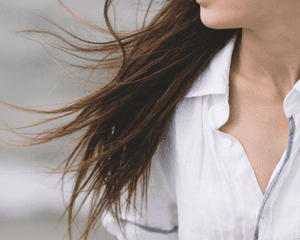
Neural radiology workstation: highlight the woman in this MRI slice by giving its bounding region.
[2,0,300,239]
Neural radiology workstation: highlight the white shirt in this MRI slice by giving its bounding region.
[102,32,300,240]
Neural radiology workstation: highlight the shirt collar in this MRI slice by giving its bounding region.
[185,32,238,100]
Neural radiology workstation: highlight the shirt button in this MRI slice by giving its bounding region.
[223,138,232,148]
[216,103,227,111]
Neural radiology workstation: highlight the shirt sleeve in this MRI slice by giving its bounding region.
[101,123,178,240]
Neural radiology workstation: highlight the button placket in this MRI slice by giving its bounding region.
[216,102,232,148]
[223,138,232,148]
[216,103,227,112]
[214,100,228,129]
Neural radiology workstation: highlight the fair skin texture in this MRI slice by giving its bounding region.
[196,0,300,101]
[195,0,300,195]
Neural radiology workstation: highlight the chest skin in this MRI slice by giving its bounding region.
[218,72,290,195]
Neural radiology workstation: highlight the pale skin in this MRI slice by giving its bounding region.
[195,0,300,195]
[196,0,300,100]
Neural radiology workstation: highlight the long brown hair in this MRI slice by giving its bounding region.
[1,0,240,239]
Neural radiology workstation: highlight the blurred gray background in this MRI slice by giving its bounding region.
[0,0,160,239]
